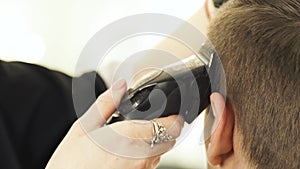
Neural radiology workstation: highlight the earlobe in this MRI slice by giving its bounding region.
[207,93,235,166]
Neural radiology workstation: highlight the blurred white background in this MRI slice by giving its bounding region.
[0,0,209,168]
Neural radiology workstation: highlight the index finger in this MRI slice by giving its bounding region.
[78,79,127,133]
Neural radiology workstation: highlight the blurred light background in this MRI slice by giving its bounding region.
[0,0,209,168]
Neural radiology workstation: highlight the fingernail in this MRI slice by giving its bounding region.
[112,79,126,90]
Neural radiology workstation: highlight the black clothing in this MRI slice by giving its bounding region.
[0,60,106,169]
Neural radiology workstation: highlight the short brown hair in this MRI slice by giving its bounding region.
[208,0,300,168]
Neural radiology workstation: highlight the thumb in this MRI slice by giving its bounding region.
[78,79,127,133]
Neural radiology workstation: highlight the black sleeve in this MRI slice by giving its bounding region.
[0,60,107,169]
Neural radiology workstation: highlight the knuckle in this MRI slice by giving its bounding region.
[167,115,178,122]
[65,120,83,138]
[71,120,81,130]
[168,119,183,138]
[97,94,109,104]
[134,159,148,169]
[97,90,112,103]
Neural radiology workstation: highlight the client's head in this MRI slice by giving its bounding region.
[206,0,300,168]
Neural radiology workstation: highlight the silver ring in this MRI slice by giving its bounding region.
[150,120,173,148]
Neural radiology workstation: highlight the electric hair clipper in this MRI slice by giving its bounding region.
[108,45,216,124]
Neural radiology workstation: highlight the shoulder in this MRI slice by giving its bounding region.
[0,60,71,91]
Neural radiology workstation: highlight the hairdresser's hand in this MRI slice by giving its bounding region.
[46,80,184,169]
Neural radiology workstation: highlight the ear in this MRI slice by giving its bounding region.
[207,92,235,166]
[204,0,217,21]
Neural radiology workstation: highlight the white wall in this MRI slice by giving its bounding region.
[0,0,205,75]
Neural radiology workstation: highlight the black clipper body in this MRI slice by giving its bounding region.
[108,52,214,124]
